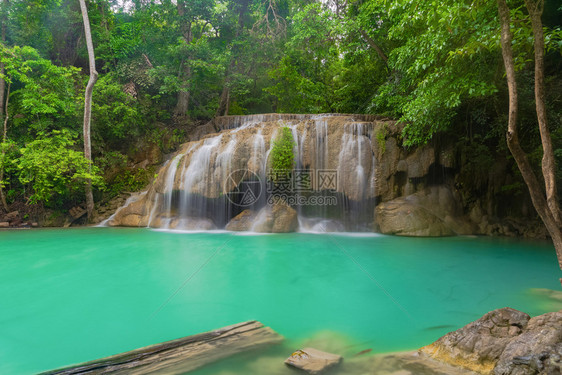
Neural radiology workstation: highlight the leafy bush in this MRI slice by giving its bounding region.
[17,130,104,204]
[269,126,295,181]
[107,167,156,197]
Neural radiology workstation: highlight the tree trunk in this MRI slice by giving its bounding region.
[79,0,98,221]
[497,0,562,285]
[359,29,389,67]
[0,0,7,213]
[524,0,561,227]
[216,85,230,117]
[216,0,249,117]
[175,1,192,118]
[0,82,9,213]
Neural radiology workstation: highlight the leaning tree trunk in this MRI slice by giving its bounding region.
[79,0,98,220]
[497,0,562,286]
[524,0,562,227]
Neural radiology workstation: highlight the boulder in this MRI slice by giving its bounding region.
[494,311,562,375]
[420,307,562,375]
[226,210,257,231]
[284,348,342,374]
[168,217,217,230]
[253,203,298,233]
[375,200,454,236]
[112,214,142,227]
[375,186,475,236]
[0,221,9,228]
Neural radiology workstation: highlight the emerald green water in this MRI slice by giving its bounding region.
[0,228,560,374]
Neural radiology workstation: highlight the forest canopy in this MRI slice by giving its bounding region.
[0,0,560,216]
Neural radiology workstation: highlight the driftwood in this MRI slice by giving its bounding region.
[41,321,282,375]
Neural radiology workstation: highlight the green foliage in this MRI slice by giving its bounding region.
[107,167,155,197]
[269,126,295,180]
[1,0,560,212]
[1,44,82,137]
[0,140,19,189]
[92,74,143,141]
[17,130,104,204]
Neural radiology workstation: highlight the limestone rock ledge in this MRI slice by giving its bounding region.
[420,307,562,375]
[375,186,476,236]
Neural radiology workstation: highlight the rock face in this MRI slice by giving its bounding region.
[494,311,562,375]
[375,186,474,236]
[284,348,342,374]
[107,114,401,231]
[104,113,544,236]
[421,307,562,375]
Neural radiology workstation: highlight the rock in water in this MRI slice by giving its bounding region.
[421,308,531,374]
[421,307,562,375]
[375,186,475,236]
[225,209,257,231]
[252,203,298,233]
[284,348,342,374]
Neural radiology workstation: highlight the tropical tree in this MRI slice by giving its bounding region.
[497,0,562,284]
[79,0,98,220]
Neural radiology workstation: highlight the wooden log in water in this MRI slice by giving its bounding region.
[41,321,283,375]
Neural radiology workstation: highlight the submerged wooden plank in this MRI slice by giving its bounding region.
[41,321,283,375]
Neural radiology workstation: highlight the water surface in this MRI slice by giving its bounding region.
[0,228,560,374]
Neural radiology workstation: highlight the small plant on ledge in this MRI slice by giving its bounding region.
[269,126,295,183]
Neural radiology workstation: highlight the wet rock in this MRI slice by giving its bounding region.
[284,348,342,374]
[168,217,217,230]
[253,203,298,233]
[0,221,9,228]
[116,214,143,227]
[226,210,257,231]
[373,351,482,375]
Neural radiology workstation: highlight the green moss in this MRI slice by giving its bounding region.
[376,125,388,154]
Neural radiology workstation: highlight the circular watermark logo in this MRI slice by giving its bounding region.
[224,169,262,207]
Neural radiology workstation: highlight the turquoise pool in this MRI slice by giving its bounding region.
[0,228,560,374]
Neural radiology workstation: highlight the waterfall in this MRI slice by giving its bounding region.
[106,114,384,232]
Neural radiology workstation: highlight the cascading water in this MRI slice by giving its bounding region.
[107,114,387,232]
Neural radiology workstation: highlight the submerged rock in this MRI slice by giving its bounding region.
[284,347,342,374]
[420,307,562,375]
